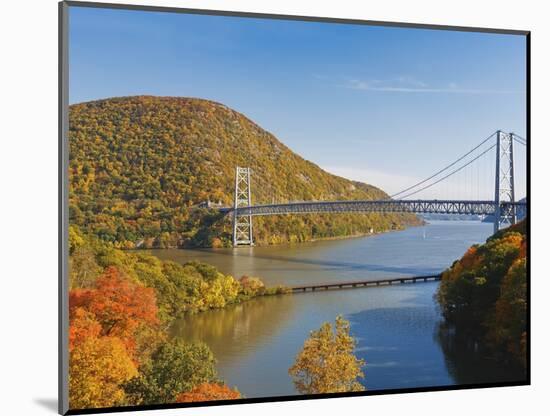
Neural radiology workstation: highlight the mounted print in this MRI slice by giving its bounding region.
[59,1,530,414]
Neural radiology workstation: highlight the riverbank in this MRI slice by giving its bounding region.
[127,218,427,251]
[168,220,516,398]
[126,213,427,250]
[150,220,470,287]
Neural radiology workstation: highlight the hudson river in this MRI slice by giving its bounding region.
[151,220,520,397]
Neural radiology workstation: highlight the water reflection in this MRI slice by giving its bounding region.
[171,282,453,396]
[171,294,297,364]
[435,323,526,385]
[157,221,514,397]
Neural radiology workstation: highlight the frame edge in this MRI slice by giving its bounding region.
[59,1,70,414]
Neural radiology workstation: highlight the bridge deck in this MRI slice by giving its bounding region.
[291,274,442,292]
[221,199,526,217]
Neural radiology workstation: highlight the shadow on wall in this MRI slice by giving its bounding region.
[34,398,58,413]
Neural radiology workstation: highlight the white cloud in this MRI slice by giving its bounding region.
[347,78,524,94]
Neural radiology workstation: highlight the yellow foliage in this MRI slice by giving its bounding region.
[69,225,85,254]
[69,337,137,409]
[289,316,365,394]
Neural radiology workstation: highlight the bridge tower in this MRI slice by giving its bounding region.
[494,131,516,233]
[232,167,254,246]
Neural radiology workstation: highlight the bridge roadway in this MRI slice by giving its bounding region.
[291,274,442,293]
[220,199,526,217]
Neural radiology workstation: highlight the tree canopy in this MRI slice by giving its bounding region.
[124,339,219,405]
[436,219,527,367]
[289,316,365,394]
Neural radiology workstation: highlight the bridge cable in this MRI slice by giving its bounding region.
[513,136,527,146]
[390,131,498,199]
[512,133,527,142]
[397,143,497,200]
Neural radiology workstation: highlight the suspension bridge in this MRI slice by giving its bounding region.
[216,130,527,246]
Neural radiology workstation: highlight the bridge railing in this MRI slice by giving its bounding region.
[221,199,526,217]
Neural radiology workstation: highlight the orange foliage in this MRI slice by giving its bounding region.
[498,233,524,252]
[444,246,482,282]
[69,288,93,311]
[460,246,480,269]
[175,383,241,403]
[69,266,159,353]
[69,307,101,351]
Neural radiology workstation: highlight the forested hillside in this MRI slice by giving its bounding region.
[69,96,420,248]
[436,220,527,368]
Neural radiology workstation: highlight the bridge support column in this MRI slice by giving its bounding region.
[494,131,516,233]
[232,166,254,247]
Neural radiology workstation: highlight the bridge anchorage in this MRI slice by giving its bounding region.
[229,130,526,246]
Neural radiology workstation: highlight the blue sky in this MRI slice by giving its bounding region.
[69,6,527,199]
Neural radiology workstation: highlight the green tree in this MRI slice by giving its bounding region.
[289,316,365,394]
[124,339,218,405]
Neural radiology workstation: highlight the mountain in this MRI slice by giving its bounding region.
[69,96,420,248]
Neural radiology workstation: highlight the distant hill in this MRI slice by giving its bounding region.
[69,96,420,248]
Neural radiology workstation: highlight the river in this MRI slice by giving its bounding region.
[149,220,520,398]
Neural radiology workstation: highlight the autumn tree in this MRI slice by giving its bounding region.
[239,276,266,297]
[124,339,218,405]
[66,231,261,409]
[436,220,527,368]
[436,232,523,330]
[175,383,241,402]
[70,266,159,353]
[69,225,85,254]
[488,257,527,365]
[68,307,101,351]
[289,316,365,394]
[69,336,137,409]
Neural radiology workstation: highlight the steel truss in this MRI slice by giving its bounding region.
[232,166,254,246]
[227,199,525,217]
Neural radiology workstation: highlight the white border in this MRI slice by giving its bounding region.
[2,1,547,415]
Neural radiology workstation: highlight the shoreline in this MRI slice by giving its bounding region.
[130,221,427,251]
